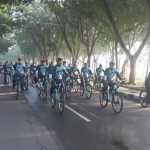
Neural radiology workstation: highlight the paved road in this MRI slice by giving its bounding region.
[0,76,150,150]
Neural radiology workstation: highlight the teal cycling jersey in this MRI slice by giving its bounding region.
[3,65,12,73]
[104,67,122,81]
[13,63,26,75]
[48,65,54,74]
[70,67,80,75]
[30,65,37,71]
[95,68,104,76]
[81,67,92,76]
[36,64,49,76]
[25,65,31,74]
[50,64,69,80]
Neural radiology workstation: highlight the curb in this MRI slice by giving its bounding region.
[121,92,139,101]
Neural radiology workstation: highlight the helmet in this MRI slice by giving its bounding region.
[63,61,66,64]
[99,64,102,67]
[18,58,22,60]
[41,59,45,62]
[56,57,63,62]
[109,61,115,66]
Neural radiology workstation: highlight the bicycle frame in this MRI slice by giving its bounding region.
[54,83,61,101]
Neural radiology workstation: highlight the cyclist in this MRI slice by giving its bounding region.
[145,72,150,107]
[30,62,37,77]
[35,59,49,84]
[13,58,27,94]
[48,61,54,74]
[94,64,104,85]
[63,61,72,76]
[49,57,70,99]
[0,62,3,75]
[80,63,93,88]
[3,61,12,86]
[102,61,124,99]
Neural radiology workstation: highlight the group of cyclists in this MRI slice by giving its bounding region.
[0,56,150,110]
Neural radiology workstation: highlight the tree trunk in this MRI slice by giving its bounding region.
[129,57,136,84]
[87,53,91,68]
[120,57,129,77]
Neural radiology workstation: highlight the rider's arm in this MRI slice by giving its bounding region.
[36,65,39,75]
[89,69,93,75]
[77,69,80,74]
[115,70,123,80]
[104,68,109,81]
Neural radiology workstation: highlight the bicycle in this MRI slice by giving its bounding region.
[15,76,21,100]
[79,76,93,99]
[93,76,103,92]
[64,79,71,99]
[139,90,148,107]
[50,82,65,114]
[36,76,48,100]
[99,83,123,114]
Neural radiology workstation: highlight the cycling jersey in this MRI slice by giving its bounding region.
[25,65,31,74]
[70,67,80,75]
[95,68,104,76]
[13,63,26,75]
[48,65,54,74]
[30,64,37,71]
[81,67,92,76]
[145,73,150,84]
[104,67,122,81]
[36,64,49,76]
[3,65,12,73]
[50,65,69,80]
[0,64,3,69]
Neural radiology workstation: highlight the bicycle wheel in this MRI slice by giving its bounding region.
[37,87,41,96]
[139,90,147,107]
[112,92,123,114]
[56,91,65,114]
[99,92,108,108]
[66,85,71,99]
[80,85,84,96]
[24,79,28,90]
[16,82,19,100]
[74,81,79,92]
[85,84,92,99]
[42,83,47,99]
[50,92,56,108]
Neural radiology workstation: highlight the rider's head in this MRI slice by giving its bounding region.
[56,57,63,65]
[99,64,102,68]
[18,58,22,64]
[25,62,28,65]
[63,61,66,66]
[74,64,76,67]
[84,63,88,68]
[109,61,115,69]
[5,61,8,65]
[41,59,46,65]
[32,62,35,65]
[51,61,54,66]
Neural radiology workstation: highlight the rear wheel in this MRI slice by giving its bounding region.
[74,81,79,92]
[99,92,108,108]
[37,87,41,96]
[51,92,56,108]
[24,77,28,90]
[85,84,92,99]
[112,92,123,114]
[139,90,147,107]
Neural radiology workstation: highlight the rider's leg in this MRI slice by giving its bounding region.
[12,74,17,89]
[50,80,56,97]
[94,76,97,85]
[102,81,108,99]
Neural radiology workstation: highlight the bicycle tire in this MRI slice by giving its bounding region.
[139,90,147,108]
[74,81,79,92]
[51,93,56,108]
[42,83,47,99]
[37,88,41,96]
[112,92,123,114]
[16,81,19,100]
[66,85,71,99]
[99,92,108,108]
[85,84,92,99]
[56,91,65,114]
[80,86,84,96]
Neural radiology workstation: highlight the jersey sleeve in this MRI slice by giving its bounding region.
[104,68,109,80]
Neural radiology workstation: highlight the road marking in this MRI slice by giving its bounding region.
[65,105,92,122]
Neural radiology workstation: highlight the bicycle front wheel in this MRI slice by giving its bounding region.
[56,92,65,114]
[66,85,71,99]
[112,92,123,114]
[16,82,19,100]
[85,84,92,99]
[50,93,56,108]
[74,81,79,92]
[139,90,147,107]
[42,83,47,100]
